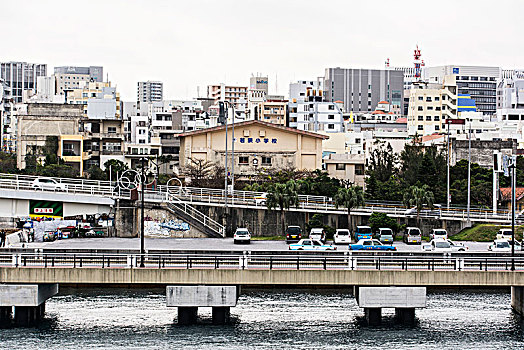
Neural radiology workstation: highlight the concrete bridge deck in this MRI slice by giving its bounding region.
[2,253,524,287]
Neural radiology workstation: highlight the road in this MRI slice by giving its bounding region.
[3,237,494,253]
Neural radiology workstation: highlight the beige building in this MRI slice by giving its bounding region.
[179,120,328,177]
[407,75,457,136]
[207,84,248,108]
[324,153,365,187]
[255,98,287,126]
[16,104,85,172]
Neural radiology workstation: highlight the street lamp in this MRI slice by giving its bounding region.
[509,160,516,271]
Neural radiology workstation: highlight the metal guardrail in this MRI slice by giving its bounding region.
[0,172,516,222]
[2,253,524,272]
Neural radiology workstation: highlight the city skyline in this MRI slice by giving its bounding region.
[2,0,523,100]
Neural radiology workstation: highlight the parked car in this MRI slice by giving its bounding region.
[496,229,513,241]
[334,229,351,244]
[254,193,267,206]
[377,228,394,244]
[285,226,302,244]
[403,227,422,245]
[309,228,326,243]
[446,239,468,252]
[431,229,448,240]
[488,239,511,252]
[421,239,452,253]
[349,239,396,251]
[233,228,251,244]
[354,226,373,241]
[32,178,67,191]
[289,239,336,251]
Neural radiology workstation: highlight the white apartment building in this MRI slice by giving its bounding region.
[407,76,459,136]
[496,76,524,123]
[207,83,248,109]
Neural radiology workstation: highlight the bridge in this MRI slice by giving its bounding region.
[0,173,515,236]
[2,252,524,326]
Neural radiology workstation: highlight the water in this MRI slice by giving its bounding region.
[1,288,523,349]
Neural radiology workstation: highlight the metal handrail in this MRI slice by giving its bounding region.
[2,252,524,271]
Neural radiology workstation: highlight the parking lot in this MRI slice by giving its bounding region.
[7,237,495,253]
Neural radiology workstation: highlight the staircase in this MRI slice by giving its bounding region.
[165,194,224,238]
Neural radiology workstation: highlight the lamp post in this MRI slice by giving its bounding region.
[140,157,146,268]
[510,160,516,271]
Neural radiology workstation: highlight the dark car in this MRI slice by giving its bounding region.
[286,226,302,243]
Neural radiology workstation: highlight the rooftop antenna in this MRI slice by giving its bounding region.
[414,45,422,81]
[385,58,390,68]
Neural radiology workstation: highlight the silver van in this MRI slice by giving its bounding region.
[403,227,422,245]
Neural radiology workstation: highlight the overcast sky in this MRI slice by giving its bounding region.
[2,0,523,100]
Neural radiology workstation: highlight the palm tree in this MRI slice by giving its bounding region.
[334,186,365,230]
[403,185,435,225]
[266,180,299,235]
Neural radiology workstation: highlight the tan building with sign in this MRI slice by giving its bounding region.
[178,120,328,177]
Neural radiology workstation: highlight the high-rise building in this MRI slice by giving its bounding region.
[0,62,47,103]
[424,65,499,116]
[323,68,404,114]
[137,81,163,103]
[496,76,524,122]
[54,66,103,95]
[207,83,248,108]
[249,76,268,94]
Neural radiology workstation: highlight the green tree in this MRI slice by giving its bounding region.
[368,212,400,233]
[266,180,299,235]
[43,136,59,166]
[37,164,77,178]
[0,152,18,174]
[103,159,128,181]
[403,185,434,225]
[87,166,107,180]
[334,186,365,230]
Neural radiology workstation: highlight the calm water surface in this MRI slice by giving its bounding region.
[0,288,523,349]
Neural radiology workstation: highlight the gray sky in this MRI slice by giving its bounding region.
[2,0,523,100]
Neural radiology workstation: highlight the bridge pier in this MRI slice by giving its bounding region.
[166,286,238,325]
[511,287,524,316]
[0,284,58,327]
[357,287,426,326]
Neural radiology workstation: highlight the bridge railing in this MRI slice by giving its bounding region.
[3,253,524,272]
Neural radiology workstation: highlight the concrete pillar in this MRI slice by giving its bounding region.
[395,308,415,325]
[212,307,231,325]
[512,286,524,315]
[364,308,381,326]
[38,302,46,319]
[14,306,37,327]
[177,307,198,325]
[0,306,12,325]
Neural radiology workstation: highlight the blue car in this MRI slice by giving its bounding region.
[354,225,373,241]
[349,239,396,251]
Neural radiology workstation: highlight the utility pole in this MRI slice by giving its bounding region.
[140,157,145,268]
[220,102,229,236]
[467,122,471,223]
[511,160,516,271]
[447,120,450,209]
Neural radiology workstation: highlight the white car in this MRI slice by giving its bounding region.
[32,178,67,191]
[496,229,513,241]
[289,239,336,251]
[488,239,511,252]
[233,228,251,244]
[334,229,351,244]
[254,193,267,205]
[309,228,326,243]
[431,229,448,240]
[446,239,468,252]
[422,239,452,253]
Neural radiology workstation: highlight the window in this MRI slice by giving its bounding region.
[435,97,440,101]
[426,116,431,121]
[434,116,440,121]
[435,125,440,131]
[327,124,335,129]
[261,156,272,165]
[427,106,433,110]
[328,105,334,110]
[355,164,364,176]
[328,114,335,120]
[426,97,432,102]
[336,163,345,171]
[418,96,423,100]
[435,107,441,111]
[355,138,361,143]
[418,125,423,130]
[418,106,423,111]
[139,139,145,144]
[108,127,117,133]
[418,116,423,121]
[239,156,249,164]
